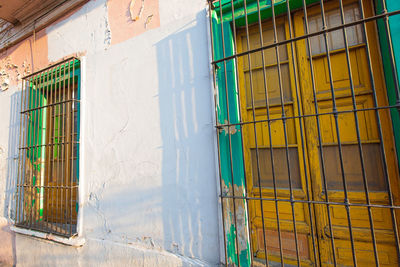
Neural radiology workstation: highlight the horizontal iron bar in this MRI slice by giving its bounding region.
[215,103,400,128]
[221,194,400,209]
[17,185,78,189]
[211,9,400,65]
[19,141,79,150]
[22,57,79,80]
[21,99,80,114]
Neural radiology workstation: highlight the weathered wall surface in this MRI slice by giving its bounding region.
[0,0,220,266]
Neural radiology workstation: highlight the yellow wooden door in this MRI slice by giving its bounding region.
[237,0,400,266]
[293,0,400,265]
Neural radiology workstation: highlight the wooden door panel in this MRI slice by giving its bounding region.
[317,96,379,143]
[329,205,393,229]
[255,229,312,263]
[312,47,370,98]
[252,201,307,222]
[334,240,398,266]
[244,107,297,146]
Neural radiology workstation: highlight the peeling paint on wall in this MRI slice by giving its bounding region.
[0,57,32,91]
[129,0,145,21]
[0,29,48,92]
[107,0,160,45]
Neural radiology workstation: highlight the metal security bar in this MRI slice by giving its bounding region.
[208,0,400,266]
[15,57,80,237]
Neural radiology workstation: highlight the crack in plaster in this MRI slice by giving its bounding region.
[87,237,213,266]
[103,1,112,49]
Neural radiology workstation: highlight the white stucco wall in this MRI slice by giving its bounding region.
[0,0,220,266]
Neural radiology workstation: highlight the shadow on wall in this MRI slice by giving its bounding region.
[4,91,20,266]
[5,92,21,220]
[156,10,220,264]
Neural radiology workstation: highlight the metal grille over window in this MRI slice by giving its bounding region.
[15,58,80,237]
[208,0,400,266]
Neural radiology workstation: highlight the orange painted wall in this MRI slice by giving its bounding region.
[107,0,160,45]
[0,29,48,90]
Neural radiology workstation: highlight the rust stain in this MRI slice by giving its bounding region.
[107,0,160,45]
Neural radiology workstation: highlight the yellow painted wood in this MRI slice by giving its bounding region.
[294,0,400,265]
[237,15,316,266]
[43,86,78,224]
[237,0,400,265]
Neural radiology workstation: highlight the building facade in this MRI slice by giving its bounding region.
[0,0,400,266]
[0,0,221,266]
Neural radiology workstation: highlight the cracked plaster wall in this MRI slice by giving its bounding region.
[0,0,220,266]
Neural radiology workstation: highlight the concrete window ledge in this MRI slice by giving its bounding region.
[10,226,85,247]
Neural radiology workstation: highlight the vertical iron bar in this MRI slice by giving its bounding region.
[56,63,63,232]
[44,67,52,231]
[358,0,400,261]
[29,75,39,230]
[270,1,301,265]
[25,77,32,228]
[243,0,285,264]
[31,75,38,230]
[228,1,256,264]
[67,61,72,235]
[301,0,337,265]
[318,1,358,265]
[253,0,284,264]
[217,0,242,264]
[70,60,76,235]
[49,66,56,232]
[62,62,68,235]
[337,1,379,265]
[284,0,319,264]
[36,73,45,231]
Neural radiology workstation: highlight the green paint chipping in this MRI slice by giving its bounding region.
[212,5,251,266]
[211,0,319,27]
[375,0,400,169]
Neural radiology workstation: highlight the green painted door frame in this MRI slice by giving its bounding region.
[375,0,400,169]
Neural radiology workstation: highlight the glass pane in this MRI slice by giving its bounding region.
[251,147,302,189]
[245,63,292,108]
[243,23,287,68]
[307,3,364,55]
[322,144,386,191]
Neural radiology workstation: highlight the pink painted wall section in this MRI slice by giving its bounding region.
[0,219,15,266]
[107,0,160,45]
[0,30,48,91]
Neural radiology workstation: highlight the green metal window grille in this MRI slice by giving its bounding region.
[15,57,81,237]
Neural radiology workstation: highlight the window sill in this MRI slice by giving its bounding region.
[10,226,85,247]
